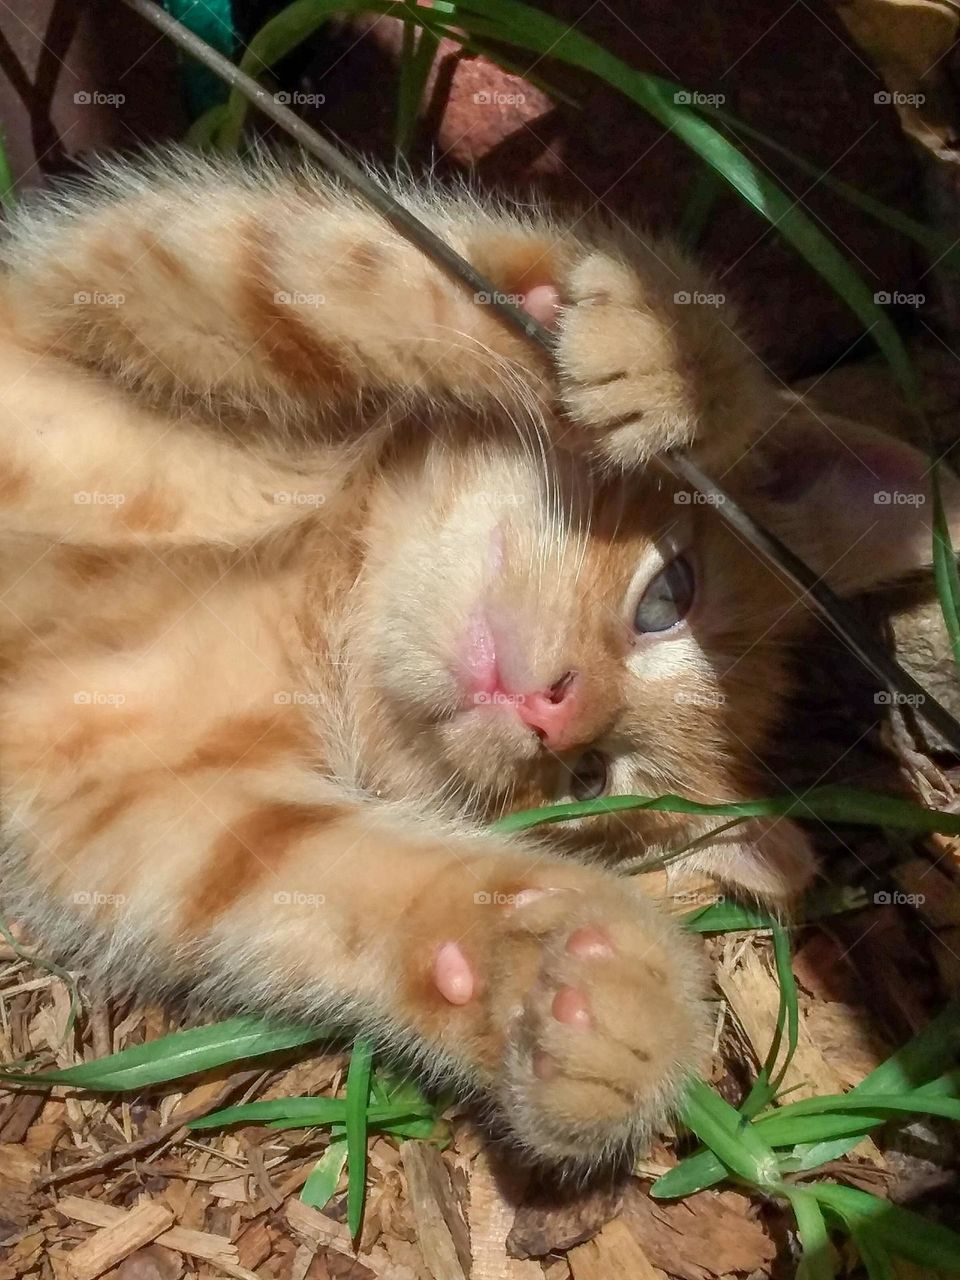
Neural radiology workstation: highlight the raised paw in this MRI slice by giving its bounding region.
[550,248,766,470]
[431,871,709,1165]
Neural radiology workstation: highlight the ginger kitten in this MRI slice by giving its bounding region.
[0,150,951,1164]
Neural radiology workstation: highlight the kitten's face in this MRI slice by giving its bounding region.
[355,433,800,890]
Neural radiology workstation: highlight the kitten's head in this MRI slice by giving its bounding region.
[354,405,955,902]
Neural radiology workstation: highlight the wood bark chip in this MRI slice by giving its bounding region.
[399,1140,469,1280]
[468,1147,541,1280]
[567,1218,664,1280]
[58,1201,174,1280]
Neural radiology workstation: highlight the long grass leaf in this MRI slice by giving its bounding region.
[816,1183,960,1271]
[345,1038,374,1239]
[493,785,960,837]
[0,1017,326,1092]
[785,1187,838,1280]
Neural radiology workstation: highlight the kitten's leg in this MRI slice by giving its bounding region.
[0,335,352,546]
[6,746,707,1163]
[1,152,762,461]
[554,245,769,469]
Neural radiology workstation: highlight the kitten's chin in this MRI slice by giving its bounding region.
[436,704,544,793]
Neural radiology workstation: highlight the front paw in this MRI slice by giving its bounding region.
[442,870,709,1164]
[554,249,765,471]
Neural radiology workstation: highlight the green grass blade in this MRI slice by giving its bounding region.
[649,1147,727,1199]
[345,1038,374,1239]
[677,167,722,251]
[493,784,960,837]
[396,20,439,157]
[0,1017,326,1093]
[679,1078,783,1189]
[190,1097,432,1130]
[796,998,960,1168]
[0,129,16,208]
[932,459,960,673]
[815,1183,960,1271]
[444,0,919,402]
[785,1187,838,1280]
[763,1090,960,1124]
[215,0,384,150]
[301,1133,348,1209]
[679,901,773,933]
[740,923,798,1118]
[849,1228,896,1280]
[706,107,960,273]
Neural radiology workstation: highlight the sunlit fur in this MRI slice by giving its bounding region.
[0,149,952,1166]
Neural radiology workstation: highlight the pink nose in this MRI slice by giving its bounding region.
[514,671,581,750]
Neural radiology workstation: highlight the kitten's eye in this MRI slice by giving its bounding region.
[634,556,694,634]
[569,751,608,801]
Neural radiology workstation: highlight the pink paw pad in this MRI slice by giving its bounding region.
[433,941,475,1006]
[552,985,591,1028]
[566,926,614,960]
[521,284,560,330]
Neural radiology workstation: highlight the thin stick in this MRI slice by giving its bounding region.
[118,0,960,754]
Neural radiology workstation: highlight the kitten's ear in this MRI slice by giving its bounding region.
[727,395,960,596]
[687,817,817,904]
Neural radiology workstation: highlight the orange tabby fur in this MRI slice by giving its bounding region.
[0,149,952,1165]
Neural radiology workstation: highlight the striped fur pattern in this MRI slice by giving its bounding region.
[0,149,949,1166]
